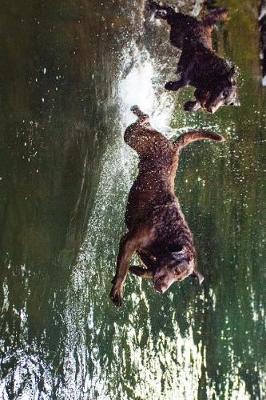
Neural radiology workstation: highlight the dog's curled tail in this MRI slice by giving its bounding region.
[174,130,224,149]
[131,105,150,122]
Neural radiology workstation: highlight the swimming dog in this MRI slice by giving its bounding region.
[149,1,239,113]
[110,106,224,306]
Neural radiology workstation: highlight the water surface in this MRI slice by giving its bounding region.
[0,1,265,399]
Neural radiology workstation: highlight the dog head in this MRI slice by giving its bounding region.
[186,66,240,113]
[130,249,203,293]
[152,251,195,293]
[205,69,240,113]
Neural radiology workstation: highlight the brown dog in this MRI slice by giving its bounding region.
[149,1,239,113]
[110,106,224,306]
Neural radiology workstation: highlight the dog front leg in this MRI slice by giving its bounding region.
[110,228,150,306]
[184,100,201,112]
[165,78,187,91]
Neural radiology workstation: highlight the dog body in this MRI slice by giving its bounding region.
[110,107,224,306]
[149,1,239,113]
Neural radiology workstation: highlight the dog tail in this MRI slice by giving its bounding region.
[130,105,150,122]
[173,130,224,150]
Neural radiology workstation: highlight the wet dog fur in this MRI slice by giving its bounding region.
[110,106,224,306]
[149,1,240,113]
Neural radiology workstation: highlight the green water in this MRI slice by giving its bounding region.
[0,0,265,399]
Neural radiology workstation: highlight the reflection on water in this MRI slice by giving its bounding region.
[0,0,265,399]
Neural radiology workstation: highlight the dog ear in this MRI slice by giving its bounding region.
[171,249,186,262]
[173,259,196,282]
[156,250,184,267]
[129,266,153,279]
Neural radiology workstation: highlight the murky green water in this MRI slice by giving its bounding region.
[0,1,265,399]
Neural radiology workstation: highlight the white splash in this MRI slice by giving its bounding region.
[118,44,174,133]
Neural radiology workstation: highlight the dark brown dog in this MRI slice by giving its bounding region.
[110,106,224,306]
[149,1,240,113]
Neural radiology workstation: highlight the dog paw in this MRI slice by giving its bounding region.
[165,81,174,90]
[184,100,201,112]
[110,284,123,307]
[165,81,180,91]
